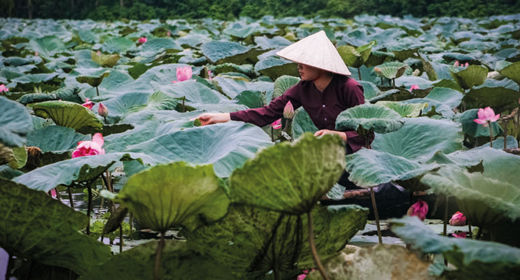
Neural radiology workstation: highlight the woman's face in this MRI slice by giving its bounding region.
[297,64,325,81]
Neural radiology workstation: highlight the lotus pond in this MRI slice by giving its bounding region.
[1,14,520,280]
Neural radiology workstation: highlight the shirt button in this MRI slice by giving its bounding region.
[322,104,326,108]
[324,117,327,121]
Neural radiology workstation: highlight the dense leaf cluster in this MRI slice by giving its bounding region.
[2,0,520,20]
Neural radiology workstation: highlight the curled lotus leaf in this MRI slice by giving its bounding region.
[499,61,520,85]
[374,61,408,80]
[31,101,103,132]
[273,75,300,99]
[450,65,488,90]
[91,51,120,68]
[335,104,404,134]
[0,96,33,147]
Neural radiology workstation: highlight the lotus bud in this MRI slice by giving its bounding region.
[454,60,460,67]
[407,200,428,221]
[409,84,420,92]
[464,62,469,67]
[449,211,467,226]
[138,37,147,44]
[0,84,9,93]
[98,102,108,117]
[176,66,192,82]
[374,67,382,73]
[166,31,171,37]
[81,98,94,110]
[34,51,39,56]
[451,232,467,238]
[96,50,101,56]
[271,119,282,129]
[283,101,295,119]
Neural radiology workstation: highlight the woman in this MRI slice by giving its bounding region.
[197,30,368,154]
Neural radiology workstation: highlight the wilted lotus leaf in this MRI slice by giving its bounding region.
[273,75,300,99]
[374,61,408,79]
[0,96,33,147]
[499,61,520,85]
[450,65,488,90]
[116,162,230,232]
[31,101,103,132]
[420,166,520,227]
[335,104,404,134]
[91,51,120,67]
[230,133,345,214]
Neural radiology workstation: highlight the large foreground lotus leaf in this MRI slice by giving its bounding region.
[0,96,33,147]
[391,216,520,280]
[255,56,299,80]
[201,41,261,64]
[374,61,408,79]
[499,61,520,84]
[458,109,503,138]
[14,152,152,192]
[229,133,345,214]
[345,148,440,188]
[126,122,272,177]
[450,65,488,90]
[420,166,520,226]
[337,41,375,68]
[375,101,428,117]
[79,240,230,280]
[116,162,229,232]
[185,204,367,279]
[31,101,103,132]
[0,179,111,275]
[372,117,463,161]
[335,104,404,134]
[273,75,300,99]
[26,125,89,153]
[91,50,120,67]
[463,85,520,113]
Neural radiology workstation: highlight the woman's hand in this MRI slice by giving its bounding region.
[314,129,347,141]
[196,113,231,126]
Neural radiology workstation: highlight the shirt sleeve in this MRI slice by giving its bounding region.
[339,78,374,153]
[230,85,301,127]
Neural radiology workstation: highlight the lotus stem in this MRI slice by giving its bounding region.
[95,86,100,96]
[476,227,482,240]
[357,68,362,81]
[67,186,74,209]
[129,213,134,240]
[307,211,329,280]
[443,196,448,236]
[271,127,274,142]
[87,185,92,235]
[119,224,123,253]
[154,231,166,280]
[370,187,383,244]
[503,119,508,150]
[488,121,494,148]
[468,221,472,238]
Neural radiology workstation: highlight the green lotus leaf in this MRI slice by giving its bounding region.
[13,152,152,192]
[177,33,212,48]
[0,144,27,169]
[254,35,292,50]
[0,164,23,179]
[126,122,272,177]
[212,76,272,99]
[75,68,110,87]
[292,108,318,139]
[201,41,262,64]
[116,162,229,232]
[101,36,134,53]
[255,56,299,80]
[26,125,90,153]
[234,90,265,108]
[433,79,464,92]
[499,61,520,85]
[391,216,520,280]
[463,86,520,114]
[91,50,120,67]
[18,87,83,105]
[79,240,230,280]
[359,80,381,101]
[374,61,408,79]
[0,179,111,275]
[345,148,440,188]
[31,101,103,132]
[210,63,254,76]
[420,166,520,226]
[185,204,367,278]
[335,104,404,134]
[11,73,60,85]
[273,75,300,99]
[372,117,463,161]
[0,96,33,147]
[138,38,182,57]
[152,80,230,108]
[402,87,463,118]
[375,101,428,117]
[450,65,488,90]
[229,133,345,214]
[458,109,503,138]
[337,41,375,68]
[29,35,66,58]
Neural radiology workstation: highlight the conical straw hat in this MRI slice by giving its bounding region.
[276,30,351,76]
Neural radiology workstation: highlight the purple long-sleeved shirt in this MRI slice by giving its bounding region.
[230,75,369,153]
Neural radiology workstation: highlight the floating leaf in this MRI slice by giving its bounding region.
[116,162,229,232]
[335,104,404,134]
[230,134,345,214]
[31,101,103,132]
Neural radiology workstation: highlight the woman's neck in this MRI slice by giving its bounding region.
[312,73,333,92]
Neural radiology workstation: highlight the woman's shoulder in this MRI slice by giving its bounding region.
[335,75,361,88]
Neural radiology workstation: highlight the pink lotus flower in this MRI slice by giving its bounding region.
[297,269,313,280]
[464,62,469,67]
[50,188,57,198]
[138,37,147,44]
[473,107,500,127]
[166,31,171,37]
[172,66,192,83]
[34,51,39,57]
[407,200,428,221]
[454,61,460,67]
[409,84,420,92]
[451,232,467,238]
[72,133,105,158]
[271,119,282,129]
[207,70,213,80]
[82,98,94,110]
[0,84,9,93]
[98,103,108,117]
[96,50,101,56]
[449,211,467,226]
[283,101,295,119]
